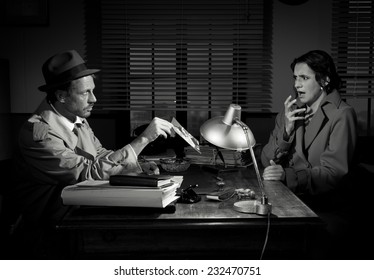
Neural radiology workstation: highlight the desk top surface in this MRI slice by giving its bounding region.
[58,165,320,229]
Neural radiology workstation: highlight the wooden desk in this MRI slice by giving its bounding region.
[56,165,326,259]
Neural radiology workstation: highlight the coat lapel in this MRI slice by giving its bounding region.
[304,109,327,150]
[294,119,308,162]
[303,90,341,150]
[32,99,98,161]
[74,121,97,159]
[35,99,79,150]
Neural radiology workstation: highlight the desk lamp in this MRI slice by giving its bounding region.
[200,104,271,215]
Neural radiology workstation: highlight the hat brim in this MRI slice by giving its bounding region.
[38,69,101,92]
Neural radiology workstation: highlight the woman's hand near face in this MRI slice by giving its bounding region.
[284,95,306,137]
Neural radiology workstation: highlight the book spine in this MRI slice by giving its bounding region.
[109,177,157,187]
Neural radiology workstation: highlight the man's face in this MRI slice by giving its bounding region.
[60,75,97,121]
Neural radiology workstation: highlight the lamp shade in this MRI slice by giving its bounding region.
[200,104,256,151]
[200,104,270,215]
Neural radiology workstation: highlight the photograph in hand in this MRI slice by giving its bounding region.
[171,117,201,154]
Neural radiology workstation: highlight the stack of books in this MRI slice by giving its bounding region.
[61,174,183,208]
[184,145,253,167]
[183,145,216,165]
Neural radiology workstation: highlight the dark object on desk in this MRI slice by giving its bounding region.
[202,165,240,174]
[206,188,236,201]
[178,184,201,204]
[109,173,172,188]
[236,188,256,200]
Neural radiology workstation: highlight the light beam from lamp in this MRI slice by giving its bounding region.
[200,104,269,210]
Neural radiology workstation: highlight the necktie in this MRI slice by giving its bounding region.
[73,123,96,161]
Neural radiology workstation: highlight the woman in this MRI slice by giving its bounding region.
[261,50,359,258]
[261,50,357,200]
[261,50,358,242]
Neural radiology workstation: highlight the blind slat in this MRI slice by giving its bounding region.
[85,0,273,112]
[331,0,374,98]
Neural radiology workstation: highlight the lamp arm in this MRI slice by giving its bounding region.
[234,119,265,196]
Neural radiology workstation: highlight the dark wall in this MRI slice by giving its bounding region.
[243,113,277,146]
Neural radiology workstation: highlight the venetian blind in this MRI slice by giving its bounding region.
[331,0,374,98]
[84,0,273,112]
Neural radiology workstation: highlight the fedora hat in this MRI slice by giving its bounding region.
[38,49,100,92]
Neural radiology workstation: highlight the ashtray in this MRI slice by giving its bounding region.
[160,158,191,172]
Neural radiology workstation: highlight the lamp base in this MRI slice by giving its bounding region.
[233,200,272,215]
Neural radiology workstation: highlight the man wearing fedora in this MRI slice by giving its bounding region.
[4,50,175,257]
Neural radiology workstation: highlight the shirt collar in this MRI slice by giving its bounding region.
[49,102,83,131]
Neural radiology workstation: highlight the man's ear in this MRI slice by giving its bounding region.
[56,90,67,103]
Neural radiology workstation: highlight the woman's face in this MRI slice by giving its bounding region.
[293,62,324,106]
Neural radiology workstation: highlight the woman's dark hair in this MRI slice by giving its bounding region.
[290,50,341,94]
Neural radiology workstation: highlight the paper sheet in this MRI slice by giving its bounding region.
[171,117,201,154]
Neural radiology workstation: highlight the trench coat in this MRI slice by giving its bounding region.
[9,99,142,223]
[261,90,357,202]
